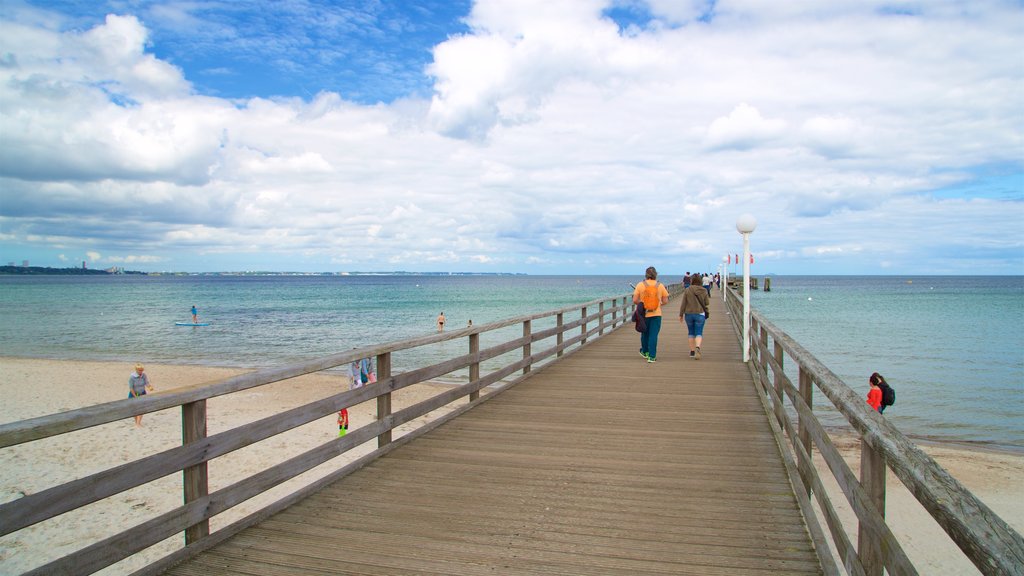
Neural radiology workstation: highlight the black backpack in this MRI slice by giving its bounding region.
[880,383,896,407]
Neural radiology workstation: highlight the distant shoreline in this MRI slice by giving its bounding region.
[0,265,145,276]
[0,266,525,277]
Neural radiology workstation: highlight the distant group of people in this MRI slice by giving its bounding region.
[437,312,472,332]
[682,271,720,295]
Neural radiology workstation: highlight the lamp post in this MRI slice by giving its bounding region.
[736,214,757,362]
[721,255,728,302]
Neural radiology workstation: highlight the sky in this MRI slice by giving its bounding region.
[0,0,1022,275]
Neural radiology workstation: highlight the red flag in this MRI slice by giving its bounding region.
[734,253,738,264]
[750,254,755,264]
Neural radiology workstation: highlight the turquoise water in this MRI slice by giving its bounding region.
[0,274,635,368]
[746,276,1023,449]
[0,274,1021,448]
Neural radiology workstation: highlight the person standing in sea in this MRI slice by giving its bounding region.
[128,363,155,427]
[679,279,711,360]
[437,312,446,332]
[191,305,198,324]
[633,266,669,363]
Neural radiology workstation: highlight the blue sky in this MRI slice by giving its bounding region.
[0,0,1022,274]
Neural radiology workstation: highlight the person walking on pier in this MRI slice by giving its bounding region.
[679,280,711,360]
[633,266,669,363]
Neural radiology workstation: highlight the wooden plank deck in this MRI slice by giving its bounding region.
[163,290,822,576]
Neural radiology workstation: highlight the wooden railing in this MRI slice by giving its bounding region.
[723,285,1024,576]
[0,290,656,576]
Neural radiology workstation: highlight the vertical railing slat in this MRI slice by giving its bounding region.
[859,441,887,576]
[469,332,480,402]
[182,400,209,544]
[522,320,532,375]
[376,352,392,447]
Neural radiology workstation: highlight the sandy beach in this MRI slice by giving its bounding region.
[1,357,1021,575]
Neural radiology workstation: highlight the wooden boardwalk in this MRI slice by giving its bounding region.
[164,291,822,576]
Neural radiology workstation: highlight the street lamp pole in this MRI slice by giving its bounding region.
[736,214,757,362]
[721,255,728,302]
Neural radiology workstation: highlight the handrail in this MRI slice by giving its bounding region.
[724,284,1024,576]
[0,290,643,575]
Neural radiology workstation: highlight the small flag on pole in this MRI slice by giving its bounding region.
[734,253,739,264]
[750,254,755,264]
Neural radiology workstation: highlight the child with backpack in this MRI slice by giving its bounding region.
[867,372,895,414]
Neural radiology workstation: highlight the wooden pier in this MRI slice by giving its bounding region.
[162,292,820,575]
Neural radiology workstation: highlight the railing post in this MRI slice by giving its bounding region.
[611,298,618,327]
[859,440,887,576]
[469,332,480,402]
[182,400,209,544]
[376,352,392,447]
[772,338,785,429]
[598,301,605,336]
[581,306,588,345]
[759,324,769,383]
[522,319,532,375]
[797,366,813,496]
[556,313,564,358]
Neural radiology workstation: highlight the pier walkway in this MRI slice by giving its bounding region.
[164,291,822,575]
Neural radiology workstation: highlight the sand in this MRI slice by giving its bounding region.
[0,357,1021,575]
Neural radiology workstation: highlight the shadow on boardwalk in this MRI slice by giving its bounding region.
[164,290,821,576]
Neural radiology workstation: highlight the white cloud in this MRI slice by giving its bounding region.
[704,103,787,150]
[0,0,1021,275]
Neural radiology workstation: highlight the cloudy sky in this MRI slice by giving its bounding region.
[0,0,1021,274]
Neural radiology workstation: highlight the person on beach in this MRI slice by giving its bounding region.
[128,363,155,427]
[633,266,669,363]
[702,273,712,297]
[868,372,894,414]
[349,359,363,389]
[359,357,376,384]
[867,375,883,413]
[437,312,446,332]
[191,305,198,324]
[337,408,349,437]
[679,279,711,360]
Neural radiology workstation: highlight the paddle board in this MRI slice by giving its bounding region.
[175,322,210,326]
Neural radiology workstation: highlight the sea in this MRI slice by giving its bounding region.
[0,274,1021,450]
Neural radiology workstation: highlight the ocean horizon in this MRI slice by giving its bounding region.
[1,273,1021,449]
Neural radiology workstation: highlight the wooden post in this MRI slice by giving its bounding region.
[580,306,587,345]
[182,400,209,544]
[759,325,769,383]
[859,440,887,576]
[522,319,532,375]
[376,352,392,448]
[797,366,813,496]
[773,338,785,430]
[598,301,605,336]
[764,276,771,292]
[556,313,564,358]
[469,333,480,402]
[611,298,618,327]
